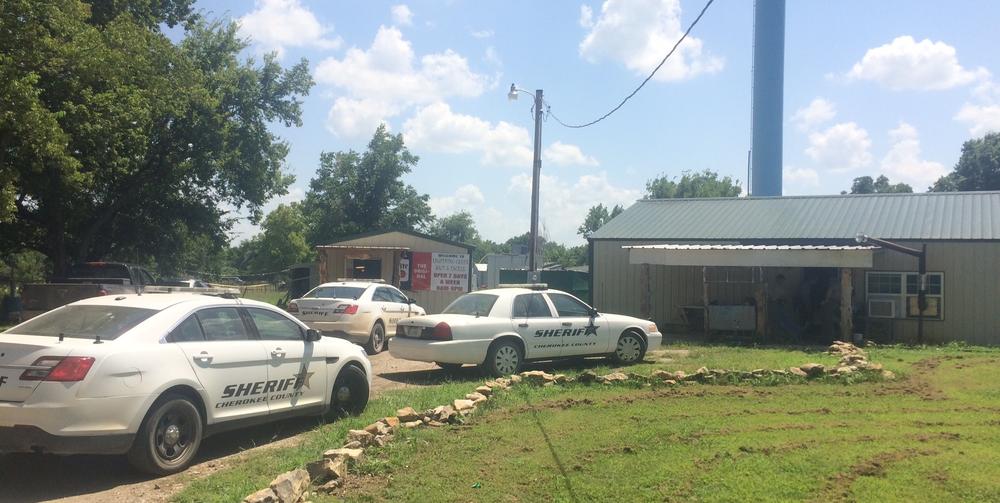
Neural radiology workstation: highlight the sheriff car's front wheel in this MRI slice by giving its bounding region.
[327,365,369,419]
[128,393,203,475]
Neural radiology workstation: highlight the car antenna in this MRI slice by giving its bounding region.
[59,332,64,342]
[93,335,103,344]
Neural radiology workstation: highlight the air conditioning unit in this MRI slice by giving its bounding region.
[868,299,896,319]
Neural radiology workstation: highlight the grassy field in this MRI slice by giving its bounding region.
[174,344,1000,502]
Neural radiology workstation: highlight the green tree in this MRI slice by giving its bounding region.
[577,203,624,236]
[848,175,913,194]
[248,203,313,273]
[931,133,1000,192]
[303,125,433,245]
[0,2,312,275]
[429,211,480,244]
[645,170,741,199]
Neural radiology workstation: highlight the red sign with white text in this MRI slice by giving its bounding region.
[410,252,432,291]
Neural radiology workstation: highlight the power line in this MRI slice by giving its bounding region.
[548,0,716,129]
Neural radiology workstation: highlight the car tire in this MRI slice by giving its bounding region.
[127,393,203,476]
[436,362,463,372]
[364,322,386,355]
[611,331,646,365]
[481,339,523,377]
[326,364,370,420]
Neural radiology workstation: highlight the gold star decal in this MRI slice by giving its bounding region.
[293,370,315,389]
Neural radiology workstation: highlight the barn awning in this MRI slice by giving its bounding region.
[624,244,877,268]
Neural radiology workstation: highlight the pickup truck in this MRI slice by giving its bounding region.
[19,262,157,321]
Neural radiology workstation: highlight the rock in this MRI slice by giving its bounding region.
[672,370,687,381]
[453,399,476,412]
[466,392,488,403]
[598,372,629,383]
[799,363,825,378]
[835,366,855,375]
[316,479,343,494]
[425,420,446,427]
[307,457,347,484]
[323,447,364,464]
[519,370,556,385]
[627,372,649,382]
[363,422,390,436]
[651,370,673,380]
[509,374,522,383]
[475,385,493,396]
[492,378,512,389]
[346,429,375,447]
[402,420,423,428]
[553,374,568,383]
[269,469,310,503]
[695,366,709,375]
[373,434,392,447]
[867,362,884,371]
[578,370,598,384]
[772,369,789,376]
[789,367,808,377]
[244,488,278,503]
[396,406,421,422]
[342,440,362,449]
[383,416,400,428]
[881,370,897,380]
[431,405,457,423]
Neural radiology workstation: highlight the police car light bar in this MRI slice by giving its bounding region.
[335,278,386,283]
[497,283,548,290]
[143,285,241,296]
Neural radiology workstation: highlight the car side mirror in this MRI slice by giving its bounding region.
[588,307,599,317]
[305,329,322,342]
[407,297,416,304]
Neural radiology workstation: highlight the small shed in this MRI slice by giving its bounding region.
[316,229,475,314]
[589,191,1000,345]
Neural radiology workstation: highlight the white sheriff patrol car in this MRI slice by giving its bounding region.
[389,286,662,376]
[287,280,425,355]
[0,293,371,475]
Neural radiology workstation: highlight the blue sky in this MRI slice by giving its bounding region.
[194,0,1000,245]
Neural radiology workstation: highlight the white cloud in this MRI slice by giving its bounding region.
[403,102,532,166]
[325,98,395,138]
[955,104,1000,136]
[579,0,723,82]
[470,29,494,39]
[390,4,413,26]
[579,5,594,29]
[315,26,492,138]
[878,122,947,189]
[543,141,599,167]
[783,166,820,187]
[846,36,986,91]
[484,46,502,67]
[238,0,342,57]
[428,184,486,216]
[791,98,836,131]
[805,122,873,172]
[509,172,640,243]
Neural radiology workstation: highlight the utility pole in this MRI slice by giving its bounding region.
[529,89,543,273]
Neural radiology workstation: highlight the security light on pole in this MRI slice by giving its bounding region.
[508,83,544,274]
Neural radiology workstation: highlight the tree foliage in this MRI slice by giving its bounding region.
[645,170,741,199]
[429,211,480,245]
[577,203,624,236]
[931,133,1000,192]
[302,125,433,245]
[0,1,313,275]
[246,203,313,273]
[847,175,913,194]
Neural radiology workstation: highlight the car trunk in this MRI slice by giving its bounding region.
[0,336,76,402]
[294,298,354,322]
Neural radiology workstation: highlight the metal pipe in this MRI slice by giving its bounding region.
[750,0,785,197]
[529,89,544,272]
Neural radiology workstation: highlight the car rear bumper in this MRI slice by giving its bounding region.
[0,425,134,455]
[388,336,491,364]
[0,392,149,444]
[303,321,371,342]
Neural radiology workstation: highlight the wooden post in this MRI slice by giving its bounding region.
[640,264,651,319]
[840,268,853,342]
[702,266,710,337]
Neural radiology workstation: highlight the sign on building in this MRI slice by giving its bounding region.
[406,252,469,292]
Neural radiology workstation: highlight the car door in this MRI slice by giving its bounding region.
[373,287,405,333]
[245,308,327,414]
[170,307,270,421]
[511,293,563,359]
[546,292,611,356]
[387,287,417,318]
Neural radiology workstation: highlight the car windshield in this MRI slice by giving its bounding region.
[3,305,158,340]
[443,293,499,316]
[306,286,366,300]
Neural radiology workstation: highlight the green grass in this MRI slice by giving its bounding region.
[241,290,287,306]
[174,344,1000,502]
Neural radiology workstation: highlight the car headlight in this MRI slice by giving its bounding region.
[647,323,658,333]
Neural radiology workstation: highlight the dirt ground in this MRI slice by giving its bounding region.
[0,352,440,503]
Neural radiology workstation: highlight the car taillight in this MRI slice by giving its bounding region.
[21,356,96,382]
[334,304,359,315]
[429,322,452,341]
[287,302,298,313]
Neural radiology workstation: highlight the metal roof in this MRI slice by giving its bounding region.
[624,244,878,268]
[590,191,1000,241]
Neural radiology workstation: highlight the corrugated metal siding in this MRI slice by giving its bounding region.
[592,192,1000,241]
[595,239,1000,344]
[317,231,471,314]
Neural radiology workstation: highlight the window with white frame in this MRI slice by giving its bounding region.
[865,271,944,320]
